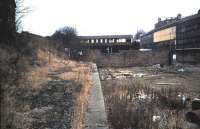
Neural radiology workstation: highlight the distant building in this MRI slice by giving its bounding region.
[140,11,200,64]
[140,11,200,50]
[155,15,180,29]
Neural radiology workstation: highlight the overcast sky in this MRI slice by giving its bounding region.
[23,0,200,36]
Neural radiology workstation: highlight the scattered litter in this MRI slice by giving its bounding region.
[138,94,148,99]
[133,73,146,78]
[178,68,185,72]
[152,115,161,122]
[136,89,148,99]
[100,68,147,80]
[173,54,176,60]
[114,75,126,79]
[139,49,152,52]
[152,64,161,69]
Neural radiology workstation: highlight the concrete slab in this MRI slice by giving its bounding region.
[85,64,108,129]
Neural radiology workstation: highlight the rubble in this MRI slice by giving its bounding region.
[133,73,146,78]
[152,115,161,122]
[178,68,185,72]
[99,68,147,80]
[152,64,161,69]
[99,66,200,129]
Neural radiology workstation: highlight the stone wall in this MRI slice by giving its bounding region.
[176,50,200,64]
[82,49,169,67]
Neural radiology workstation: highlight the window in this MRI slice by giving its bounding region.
[117,39,126,43]
[105,39,107,43]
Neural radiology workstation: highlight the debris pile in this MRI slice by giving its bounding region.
[99,68,147,80]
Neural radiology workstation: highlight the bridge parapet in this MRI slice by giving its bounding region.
[78,35,133,46]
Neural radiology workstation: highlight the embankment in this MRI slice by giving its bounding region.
[0,32,92,129]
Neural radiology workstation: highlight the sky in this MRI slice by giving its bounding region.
[23,0,200,36]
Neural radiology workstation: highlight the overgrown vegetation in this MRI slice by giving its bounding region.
[1,1,91,128]
[102,79,191,129]
[0,32,92,128]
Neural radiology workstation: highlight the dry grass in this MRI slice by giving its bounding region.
[1,41,93,129]
[58,60,93,129]
[102,79,191,129]
[32,49,93,129]
[55,60,93,129]
[25,49,93,129]
[71,68,92,129]
[25,67,49,89]
[16,48,68,90]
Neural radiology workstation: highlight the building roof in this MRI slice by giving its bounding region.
[78,35,133,39]
[141,13,200,37]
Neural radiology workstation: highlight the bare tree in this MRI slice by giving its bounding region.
[52,26,78,47]
[15,0,30,32]
[134,29,146,40]
[0,0,29,43]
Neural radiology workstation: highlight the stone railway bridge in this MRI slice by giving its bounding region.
[78,35,139,53]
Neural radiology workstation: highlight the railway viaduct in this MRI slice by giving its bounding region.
[78,35,139,53]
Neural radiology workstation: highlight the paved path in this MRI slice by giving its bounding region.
[85,64,108,129]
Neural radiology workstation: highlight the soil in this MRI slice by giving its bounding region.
[13,66,82,129]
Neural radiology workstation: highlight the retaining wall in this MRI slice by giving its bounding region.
[82,49,169,67]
